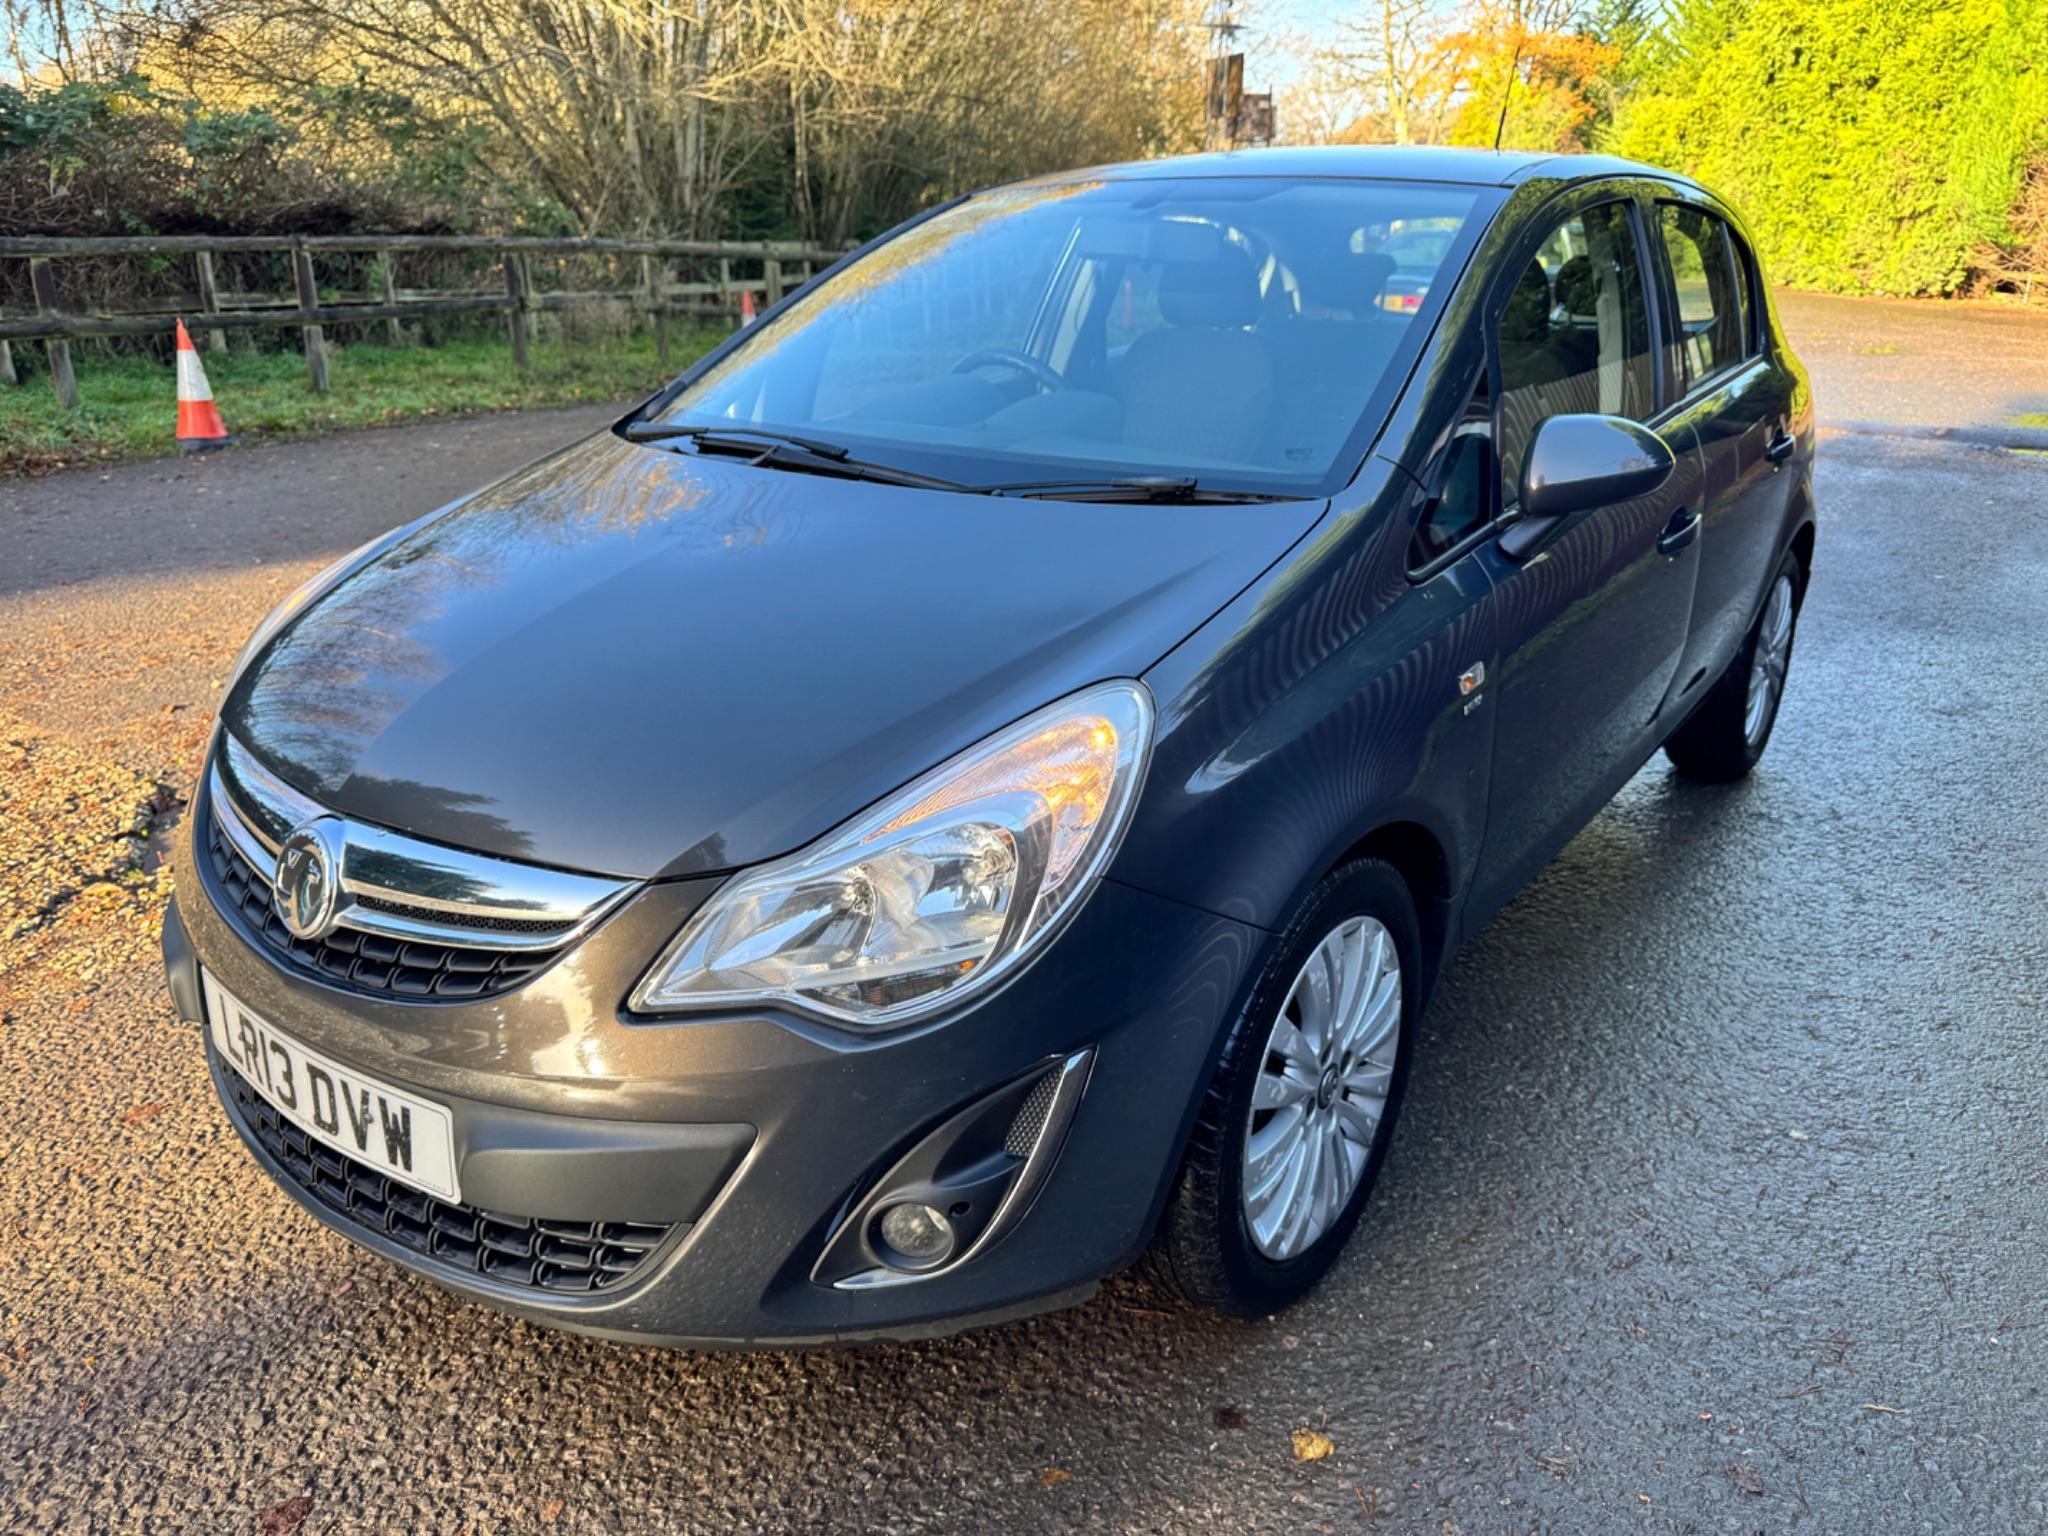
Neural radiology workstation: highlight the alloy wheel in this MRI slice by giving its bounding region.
[1744,573,1796,745]
[1241,916,1402,1261]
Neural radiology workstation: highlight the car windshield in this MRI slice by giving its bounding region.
[647,176,1483,498]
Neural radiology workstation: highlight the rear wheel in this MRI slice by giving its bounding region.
[1664,551,1803,782]
[1149,858,1419,1317]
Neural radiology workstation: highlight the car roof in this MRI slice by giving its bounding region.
[1034,144,1684,192]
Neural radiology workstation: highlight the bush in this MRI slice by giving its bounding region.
[1613,0,2048,295]
[0,72,464,239]
[1973,153,2048,299]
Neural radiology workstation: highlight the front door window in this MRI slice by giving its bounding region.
[1495,202,1655,506]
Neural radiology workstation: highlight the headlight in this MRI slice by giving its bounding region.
[630,680,1154,1029]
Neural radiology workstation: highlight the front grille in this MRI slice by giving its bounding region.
[204,812,565,1000]
[223,1064,676,1295]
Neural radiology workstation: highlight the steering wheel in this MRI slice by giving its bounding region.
[951,347,1066,395]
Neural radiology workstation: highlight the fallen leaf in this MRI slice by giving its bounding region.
[1212,1405,1248,1431]
[1039,1467,1070,1487]
[1291,1428,1335,1462]
[1726,1462,1766,1495]
[540,1497,564,1523]
[120,1102,165,1128]
[257,1496,313,1536]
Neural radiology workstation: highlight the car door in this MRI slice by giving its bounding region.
[1650,201,1801,700]
[1464,189,1707,918]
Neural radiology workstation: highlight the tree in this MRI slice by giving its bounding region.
[58,0,1213,244]
[1293,0,1465,146]
[1439,0,1622,153]
[1365,0,1435,144]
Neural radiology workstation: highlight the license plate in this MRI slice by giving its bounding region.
[204,972,461,1203]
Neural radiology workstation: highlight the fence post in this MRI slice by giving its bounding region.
[503,253,530,370]
[641,255,670,364]
[194,251,228,353]
[291,242,329,392]
[28,258,78,409]
[378,257,404,347]
[0,340,15,387]
[764,249,784,308]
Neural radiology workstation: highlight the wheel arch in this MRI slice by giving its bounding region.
[1788,509,1816,588]
[1324,816,1458,1002]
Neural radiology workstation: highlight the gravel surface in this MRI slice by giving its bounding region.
[2,306,2045,1534]
[1771,289,2048,430]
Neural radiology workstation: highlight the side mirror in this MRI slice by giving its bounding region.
[1500,414,1676,560]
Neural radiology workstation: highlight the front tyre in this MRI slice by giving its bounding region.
[1664,551,1804,782]
[1149,859,1419,1318]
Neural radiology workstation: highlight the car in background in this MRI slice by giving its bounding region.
[165,145,1814,1345]
[1375,214,1463,312]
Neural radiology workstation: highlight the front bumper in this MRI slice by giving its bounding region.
[166,799,1264,1346]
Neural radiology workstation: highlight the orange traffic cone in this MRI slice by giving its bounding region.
[739,288,757,327]
[175,319,231,452]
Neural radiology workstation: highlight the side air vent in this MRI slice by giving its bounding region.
[1003,1070,1062,1159]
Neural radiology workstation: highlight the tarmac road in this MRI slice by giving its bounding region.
[2,298,2046,1534]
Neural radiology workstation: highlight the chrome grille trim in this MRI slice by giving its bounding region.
[217,733,317,849]
[212,734,635,955]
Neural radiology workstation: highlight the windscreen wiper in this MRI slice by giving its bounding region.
[986,476,1293,504]
[621,422,977,494]
[624,425,1292,503]
[622,421,850,457]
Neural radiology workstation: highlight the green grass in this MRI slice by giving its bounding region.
[0,326,723,475]
[2016,413,2048,430]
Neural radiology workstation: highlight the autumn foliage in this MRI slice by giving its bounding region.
[1293,0,2048,297]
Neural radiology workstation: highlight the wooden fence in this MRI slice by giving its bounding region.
[0,233,849,408]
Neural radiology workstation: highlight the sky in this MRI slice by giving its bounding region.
[1240,0,1463,89]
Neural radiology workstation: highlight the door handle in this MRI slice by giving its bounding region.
[1764,432,1796,465]
[1657,505,1700,556]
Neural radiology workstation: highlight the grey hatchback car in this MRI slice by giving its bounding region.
[165,146,1814,1345]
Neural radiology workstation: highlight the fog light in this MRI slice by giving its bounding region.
[874,1201,955,1268]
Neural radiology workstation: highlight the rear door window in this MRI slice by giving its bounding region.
[1495,200,1655,507]
[1656,205,1745,390]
